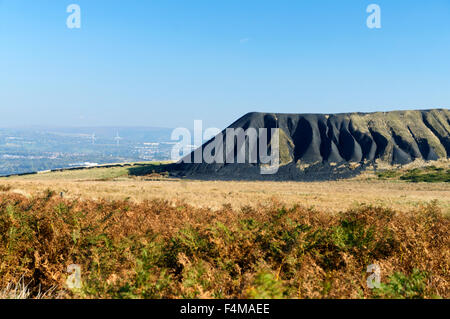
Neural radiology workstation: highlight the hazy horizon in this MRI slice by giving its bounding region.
[2,106,450,130]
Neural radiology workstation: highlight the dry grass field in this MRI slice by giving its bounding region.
[1,164,449,214]
[0,162,448,299]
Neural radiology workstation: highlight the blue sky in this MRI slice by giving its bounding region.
[0,0,449,129]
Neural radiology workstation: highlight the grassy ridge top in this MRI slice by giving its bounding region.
[377,165,450,183]
[0,162,169,181]
[4,159,449,183]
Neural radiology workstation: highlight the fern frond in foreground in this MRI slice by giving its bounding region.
[0,192,448,299]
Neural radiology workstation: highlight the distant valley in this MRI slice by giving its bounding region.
[0,126,175,176]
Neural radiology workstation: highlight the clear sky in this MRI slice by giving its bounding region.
[1,0,449,129]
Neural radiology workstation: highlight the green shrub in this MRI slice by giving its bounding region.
[245,272,285,299]
[377,166,450,183]
[373,269,430,299]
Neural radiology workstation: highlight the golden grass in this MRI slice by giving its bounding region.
[1,174,448,214]
[0,163,449,299]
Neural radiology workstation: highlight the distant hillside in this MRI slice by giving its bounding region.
[171,109,450,180]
